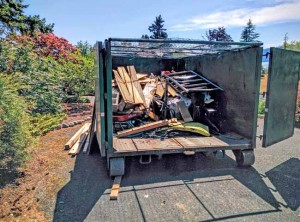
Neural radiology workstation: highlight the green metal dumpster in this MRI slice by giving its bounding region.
[92,38,300,177]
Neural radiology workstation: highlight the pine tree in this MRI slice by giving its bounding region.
[206,26,233,42]
[283,33,288,49]
[0,0,54,36]
[148,15,168,39]
[141,34,149,39]
[240,19,259,42]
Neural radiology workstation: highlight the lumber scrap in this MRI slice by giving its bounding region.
[167,85,177,97]
[64,123,90,150]
[177,101,193,122]
[127,66,146,106]
[117,119,171,137]
[82,133,90,154]
[110,176,122,200]
[87,104,96,155]
[156,82,177,97]
[117,67,134,96]
[68,123,91,155]
[156,82,165,97]
[113,70,134,103]
[136,73,148,80]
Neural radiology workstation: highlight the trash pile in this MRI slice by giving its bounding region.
[112,66,223,139]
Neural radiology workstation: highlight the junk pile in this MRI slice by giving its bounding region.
[112,66,223,139]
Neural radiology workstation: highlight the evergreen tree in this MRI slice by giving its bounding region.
[141,34,149,39]
[240,19,259,42]
[206,26,233,42]
[283,33,288,49]
[148,15,168,39]
[0,0,54,36]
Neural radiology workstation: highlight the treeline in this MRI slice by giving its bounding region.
[0,0,94,170]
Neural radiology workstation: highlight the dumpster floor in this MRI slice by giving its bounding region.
[113,133,251,153]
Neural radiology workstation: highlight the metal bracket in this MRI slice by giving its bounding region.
[262,52,270,59]
[139,155,152,164]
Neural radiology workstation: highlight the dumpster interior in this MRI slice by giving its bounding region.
[108,40,262,153]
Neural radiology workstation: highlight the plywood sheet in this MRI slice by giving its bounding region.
[174,136,229,149]
[132,138,183,151]
[113,137,137,152]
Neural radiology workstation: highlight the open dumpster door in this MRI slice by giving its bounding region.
[94,41,106,156]
[263,47,300,147]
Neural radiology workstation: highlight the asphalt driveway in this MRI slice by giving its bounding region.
[53,119,300,222]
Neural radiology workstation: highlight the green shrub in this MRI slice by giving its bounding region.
[30,113,66,136]
[0,77,32,170]
[258,100,265,115]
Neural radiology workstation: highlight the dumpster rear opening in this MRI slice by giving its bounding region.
[94,39,264,176]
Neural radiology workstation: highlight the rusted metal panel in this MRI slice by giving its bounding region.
[263,48,300,147]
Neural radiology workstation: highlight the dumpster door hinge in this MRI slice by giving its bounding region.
[104,93,107,100]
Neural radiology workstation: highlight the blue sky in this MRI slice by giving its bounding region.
[24,0,300,48]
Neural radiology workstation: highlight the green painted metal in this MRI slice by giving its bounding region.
[252,47,263,148]
[263,48,300,147]
[94,41,106,156]
[105,40,114,156]
[109,38,263,46]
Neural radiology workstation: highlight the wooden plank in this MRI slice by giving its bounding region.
[82,132,90,154]
[113,137,137,152]
[174,136,229,149]
[69,131,88,155]
[127,66,146,105]
[167,85,177,97]
[64,123,90,150]
[118,67,134,96]
[132,138,183,151]
[156,82,165,97]
[117,120,170,137]
[110,176,122,200]
[113,70,134,103]
[148,111,159,121]
[136,73,148,80]
[177,101,193,122]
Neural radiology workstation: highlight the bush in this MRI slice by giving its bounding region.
[0,77,32,169]
[30,113,66,136]
[258,100,265,115]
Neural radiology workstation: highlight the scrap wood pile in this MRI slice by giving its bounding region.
[113,66,223,139]
[64,122,91,155]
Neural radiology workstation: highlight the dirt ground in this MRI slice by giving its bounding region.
[0,101,93,222]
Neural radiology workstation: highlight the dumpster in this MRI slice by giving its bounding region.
[92,38,300,177]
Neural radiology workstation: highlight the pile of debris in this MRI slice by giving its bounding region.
[112,66,223,139]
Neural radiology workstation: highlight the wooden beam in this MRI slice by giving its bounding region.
[64,123,90,150]
[110,176,122,200]
[127,66,146,106]
[68,124,90,155]
[113,70,134,103]
[117,119,172,137]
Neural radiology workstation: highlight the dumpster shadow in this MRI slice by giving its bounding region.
[266,158,300,211]
[53,152,111,222]
[53,149,283,221]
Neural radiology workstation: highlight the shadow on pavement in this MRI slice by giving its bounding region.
[53,150,282,222]
[266,157,300,211]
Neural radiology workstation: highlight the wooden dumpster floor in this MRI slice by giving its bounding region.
[113,133,251,153]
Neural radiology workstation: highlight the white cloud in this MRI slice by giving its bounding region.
[170,1,300,31]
